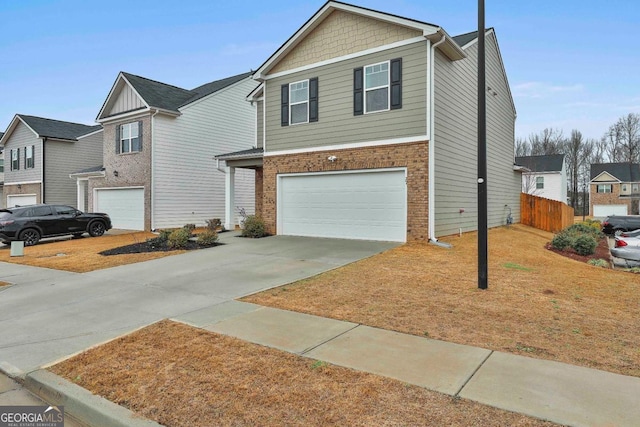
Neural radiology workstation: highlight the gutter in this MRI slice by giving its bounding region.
[427,34,447,246]
[41,137,47,203]
[151,109,160,230]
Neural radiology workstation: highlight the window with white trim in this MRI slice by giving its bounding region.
[119,122,141,153]
[25,145,34,169]
[536,176,544,189]
[11,149,19,171]
[597,184,612,193]
[364,61,390,113]
[289,80,309,125]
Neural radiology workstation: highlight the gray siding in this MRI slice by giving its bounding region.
[256,100,264,149]
[265,41,428,152]
[153,78,256,229]
[3,121,42,184]
[434,32,520,237]
[108,84,145,116]
[44,131,103,207]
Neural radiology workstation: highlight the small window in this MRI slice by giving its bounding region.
[364,61,389,113]
[11,149,19,171]
[597,184,612,193]
[25,145,34,169]
[0,158,4,173]
[31,206,53,216]
[120,122,141,153]
[633,184,639,192]
[622,184,628,192]
[536,176,544,189]
[54,205,77,215]
[289,80,309,125]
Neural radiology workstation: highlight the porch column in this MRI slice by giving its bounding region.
[77,180,85,211]
[224,166,235,230]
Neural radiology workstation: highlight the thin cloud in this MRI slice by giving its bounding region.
[513,81,584,99]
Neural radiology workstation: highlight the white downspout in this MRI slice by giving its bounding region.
[428,34,446,244]
[151,109,160,230]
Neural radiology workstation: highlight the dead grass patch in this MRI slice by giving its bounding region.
[244,224,640,377]
[50,320,555,427]
[0,233,186,272]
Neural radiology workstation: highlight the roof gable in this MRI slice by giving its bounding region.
[254,1,465,79]
[1,114,101,145]
[515,154,564,173]
[590,163,640,182]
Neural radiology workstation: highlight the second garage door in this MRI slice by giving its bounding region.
[278,169,407,242]
[593,204,627,217]
[95,188,144,230]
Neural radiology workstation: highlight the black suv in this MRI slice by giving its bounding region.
[0,204,112,246]
[601,215,640,235]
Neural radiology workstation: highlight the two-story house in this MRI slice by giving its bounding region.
[217,1,521,242]
[72,71,256,231]
[515,154,567,203]
[590,163,640,216]
[0,132,4,208]
[0,115,102,208]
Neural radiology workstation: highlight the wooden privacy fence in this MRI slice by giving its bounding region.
[520,193,574,233]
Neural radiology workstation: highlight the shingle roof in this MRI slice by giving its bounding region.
[515,154,565,172]
[18,115,102,141]
[590,163,640,182]
[215,147,263,160]
[72,165,104,174]
[452,30,478,47]
[121,71,252,113]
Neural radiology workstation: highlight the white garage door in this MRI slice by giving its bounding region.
[7,194,37,208]
[278,169,406,242]
[594,204,627,217]
[95,188,144,230]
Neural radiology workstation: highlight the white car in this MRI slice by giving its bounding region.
[610,246,640,267]
[619,228,640,238]
[614,236,640,248]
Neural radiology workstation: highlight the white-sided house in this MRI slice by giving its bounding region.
[515,154,567,203]
[72,71,256,231]
[0,115,103,209]
[217,1,522,242]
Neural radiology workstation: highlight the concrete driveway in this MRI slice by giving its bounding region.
[0,232,398,374]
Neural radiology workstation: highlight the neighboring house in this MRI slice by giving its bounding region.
[72,71,255,231]
[590,163,640,216]
[0,115,102,209]
[217,1,521,242]
[0,132,4,208]
[515,154,567,203]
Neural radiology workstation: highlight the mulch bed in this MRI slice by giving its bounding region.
[99,240,220,256]
[545,237,611,265]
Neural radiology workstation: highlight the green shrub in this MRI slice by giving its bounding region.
[147,229,171,247]
[551,232,572,250]
[241,215,267,238]
[573,235,597,256]
[197,229,219,246]
[167,228,191,249]
[206,218,222,231]
[183,223,196,233]
[587,259,609,268]
[566,223,601,238]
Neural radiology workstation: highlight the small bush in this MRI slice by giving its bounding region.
[241,215,267,238]
[197,229,219,246]
[167,228,191,249]
[183,223,196,233]
[147,229,171,247]
[206,218,222,231]
[573,234,597,256]
[587,259,609,268]
[566,223,601,238]
[551,233,572,251]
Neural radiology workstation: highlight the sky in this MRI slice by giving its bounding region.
[1,0,639,142]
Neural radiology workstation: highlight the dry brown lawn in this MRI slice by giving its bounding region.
[0,232,185,272]
[244,224,640,377]
[50,320,556,427]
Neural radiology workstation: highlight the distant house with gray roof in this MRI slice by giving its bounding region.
[0,115,103,208]
[72,71,255,230]
[515,154,567,203]
[590,162,640,216]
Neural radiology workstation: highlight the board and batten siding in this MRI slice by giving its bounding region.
[152,77,256,229]
[3,121,42,184]
[264,41,428,152]
[44,131,103,207]
[108,84,145,116]
[433,31,520,237]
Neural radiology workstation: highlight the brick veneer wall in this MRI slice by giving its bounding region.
[261,141,429,241]
[3,183,41,204]
[590,183,632,215]
[254,168,263,219]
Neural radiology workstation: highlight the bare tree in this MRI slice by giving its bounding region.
[515,137,530,157]
[529,128,565,155]
[564,130,593,208]
[603,113,640,163]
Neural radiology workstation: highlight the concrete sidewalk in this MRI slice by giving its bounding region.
[174,301,640,427]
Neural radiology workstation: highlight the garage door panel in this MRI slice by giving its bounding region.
[95,188,144,230]
[7,194,37,208]
[279,170,406,242]
[594,204,627,217]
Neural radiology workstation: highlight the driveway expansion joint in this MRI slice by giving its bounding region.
[454,350,494,397]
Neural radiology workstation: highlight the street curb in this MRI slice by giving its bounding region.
[24,369,163,427]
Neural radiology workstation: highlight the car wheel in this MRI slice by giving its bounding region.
[88,221,106,237]
[19,229,41,246]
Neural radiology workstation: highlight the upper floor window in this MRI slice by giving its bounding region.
[597,184,612,193]
[536,176,544,189]
[0,158,4,173]
[633,184,639,193]
[117,122,142,154]
[11,149,19,171]
[354,58,402,116]
[622,184,628,192]
[281,78,318,126]
[25,145,34,169]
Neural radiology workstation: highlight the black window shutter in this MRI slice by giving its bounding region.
[309,77,318,122]
[390,58,402,110]
[24,147,27,168]
[31,145,35,168]
[115,124,121,154]
[138,121,143,151]
[281,84,289,126]
[353,67,363,116]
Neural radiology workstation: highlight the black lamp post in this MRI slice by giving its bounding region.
[478,0,488,290]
